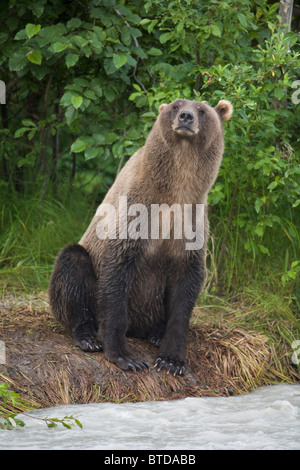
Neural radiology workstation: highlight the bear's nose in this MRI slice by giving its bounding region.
[178,110,194,125]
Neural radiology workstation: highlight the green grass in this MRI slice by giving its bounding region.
[0,189,95,292]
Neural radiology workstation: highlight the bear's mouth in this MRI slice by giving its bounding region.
[175,126,194,134]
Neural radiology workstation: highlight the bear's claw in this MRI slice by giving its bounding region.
[109,354,149,372]
[149,336,161,347]
[154,357,186,376]
[73,336,103,352]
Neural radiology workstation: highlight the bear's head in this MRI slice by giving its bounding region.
[157,99,232,149]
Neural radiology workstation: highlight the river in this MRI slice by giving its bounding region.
[1,383,299,450]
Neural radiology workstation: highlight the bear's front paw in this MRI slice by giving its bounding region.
[106,351,149,372]
[154,356,187,376]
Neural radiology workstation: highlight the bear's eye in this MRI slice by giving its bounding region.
[173,105,179,111]
[198,109,205,116]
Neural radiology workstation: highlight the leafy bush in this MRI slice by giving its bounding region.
[0,382,82,430]
[0,0,299,300]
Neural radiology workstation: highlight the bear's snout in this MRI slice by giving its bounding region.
[178,110,194,126]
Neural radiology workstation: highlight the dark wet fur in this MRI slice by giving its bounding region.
[49,244,102,352]
[49,240,205,375]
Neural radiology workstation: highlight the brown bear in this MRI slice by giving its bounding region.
[49,98,233,375]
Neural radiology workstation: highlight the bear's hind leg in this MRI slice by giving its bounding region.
[49,244,102,352]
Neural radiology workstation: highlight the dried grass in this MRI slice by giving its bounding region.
[0,293,299,414]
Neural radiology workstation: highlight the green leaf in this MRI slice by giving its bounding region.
[25,24,41,39]
[112,54,128,69]
[27,50,42,65]
[105,132,119,144]
[75,419,83,429]
[237,13,248,28]
[91,83,102,97]
[147,47,162,56]
[159,32,172,44]
[129,92,140,101]
[65,106,76,125]
[92,134,106,145]
[139,18,151,26]
[254,224,264,237]
[84,147,99,160]
[90,7,104,19]
[120,28,131,46]
[72,35,88,48]
[9,48,28,71]
[258,245,270,255]
[93,26,106,41]
[53,42,68,53]
[104,88,116,102]
[60,92,73,107]
[254,198,263,214]
[14,127,29,138]
[66,54,79,68]
[22,119,36,127]
[210,24,222,37]
[71,138,86,153]
[176,21,184,33]
[67,18,82,30]
[84,90,97,100]
[71,95,83,109]
[28,128,37,140]
[14,29,27,40]
[141,111,156,118]
[39,24,67,41]
[274,88,285,100]
[73,77,89,87]
[291,261,300,269]
[29,3,45,17]
[292,199,300,208]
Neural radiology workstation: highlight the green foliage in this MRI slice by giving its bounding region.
[0,188,94,291]
[0,0,299,301]
[0,383,26,429]
[0,382,21,407]
[0,382,82,430]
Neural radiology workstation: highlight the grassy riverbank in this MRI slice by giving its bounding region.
[0,192,299,419]
[0,289,299,418]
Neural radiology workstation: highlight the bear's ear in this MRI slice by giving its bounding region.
[159,103,168,113]
[215,100,233,121]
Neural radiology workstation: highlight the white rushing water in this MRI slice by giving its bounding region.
[1,384,299,450]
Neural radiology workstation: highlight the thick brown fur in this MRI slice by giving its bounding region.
[49,99,233,375]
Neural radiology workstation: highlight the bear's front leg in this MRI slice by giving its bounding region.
[97,256,149,372]
[155,255,205,375]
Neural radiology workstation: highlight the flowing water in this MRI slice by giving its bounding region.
[1,384,299,450]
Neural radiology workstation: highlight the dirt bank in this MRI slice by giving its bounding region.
[0,293,299,410]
